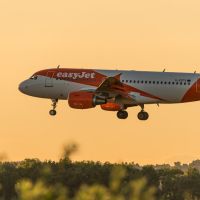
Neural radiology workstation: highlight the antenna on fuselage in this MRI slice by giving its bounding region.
[57,65,60,69]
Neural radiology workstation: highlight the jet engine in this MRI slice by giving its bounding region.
[68,91,106,109]
[101,102,123,111]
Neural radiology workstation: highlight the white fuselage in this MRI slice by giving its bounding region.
[19,69,200,105]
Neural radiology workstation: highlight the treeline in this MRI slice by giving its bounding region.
[0,158,200,200]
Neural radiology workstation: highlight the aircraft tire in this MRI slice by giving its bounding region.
[49,110,57,116]
[117,110,128,119]
[137,111,149,121]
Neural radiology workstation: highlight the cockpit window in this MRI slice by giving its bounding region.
[30,75,38,80]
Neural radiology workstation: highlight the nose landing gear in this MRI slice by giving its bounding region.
[49,109,57,116]
[49,99,58,116]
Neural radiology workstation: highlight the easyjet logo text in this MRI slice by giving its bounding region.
[57,72,96,80]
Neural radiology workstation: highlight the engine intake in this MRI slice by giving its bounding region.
[68,91,106,109]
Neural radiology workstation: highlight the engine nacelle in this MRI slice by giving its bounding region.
[101,102,123,111]
[68,91,106,109]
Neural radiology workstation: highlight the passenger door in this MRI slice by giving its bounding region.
[45,71,55,87]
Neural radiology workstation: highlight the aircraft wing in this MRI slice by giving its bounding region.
[95,74,135,104]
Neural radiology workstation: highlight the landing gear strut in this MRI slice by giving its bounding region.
[137,105,149,121]
[49,99,58,116]
[117,110,128,119]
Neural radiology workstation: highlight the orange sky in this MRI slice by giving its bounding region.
[1,0,200,165]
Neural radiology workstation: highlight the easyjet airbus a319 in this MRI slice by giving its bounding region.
[19,67,200,120]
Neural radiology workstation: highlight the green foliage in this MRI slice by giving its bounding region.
[109,166,126,193]
[74,185,111,200]
[0,159,199,199]
[16,180,68,200]
[129,178,156,200]
[15,167,156,200]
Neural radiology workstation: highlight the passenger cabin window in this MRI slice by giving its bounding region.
[120,79,190,86]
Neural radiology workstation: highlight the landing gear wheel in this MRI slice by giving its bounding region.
[49,99,58,116]
[49,110,57,116]
[137,111,149,121]
[117,110,128,119]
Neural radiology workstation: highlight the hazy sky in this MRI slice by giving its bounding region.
[1,0,200,164]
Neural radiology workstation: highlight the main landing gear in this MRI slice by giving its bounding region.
[137,105,149,121]
[116,105,149,121]
[117,110,128,119]
[49,99,58,116]
[137,111,149,121]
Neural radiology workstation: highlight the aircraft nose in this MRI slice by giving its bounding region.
[18,81,29,94]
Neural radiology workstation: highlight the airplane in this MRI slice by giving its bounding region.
[19,67,200,120]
